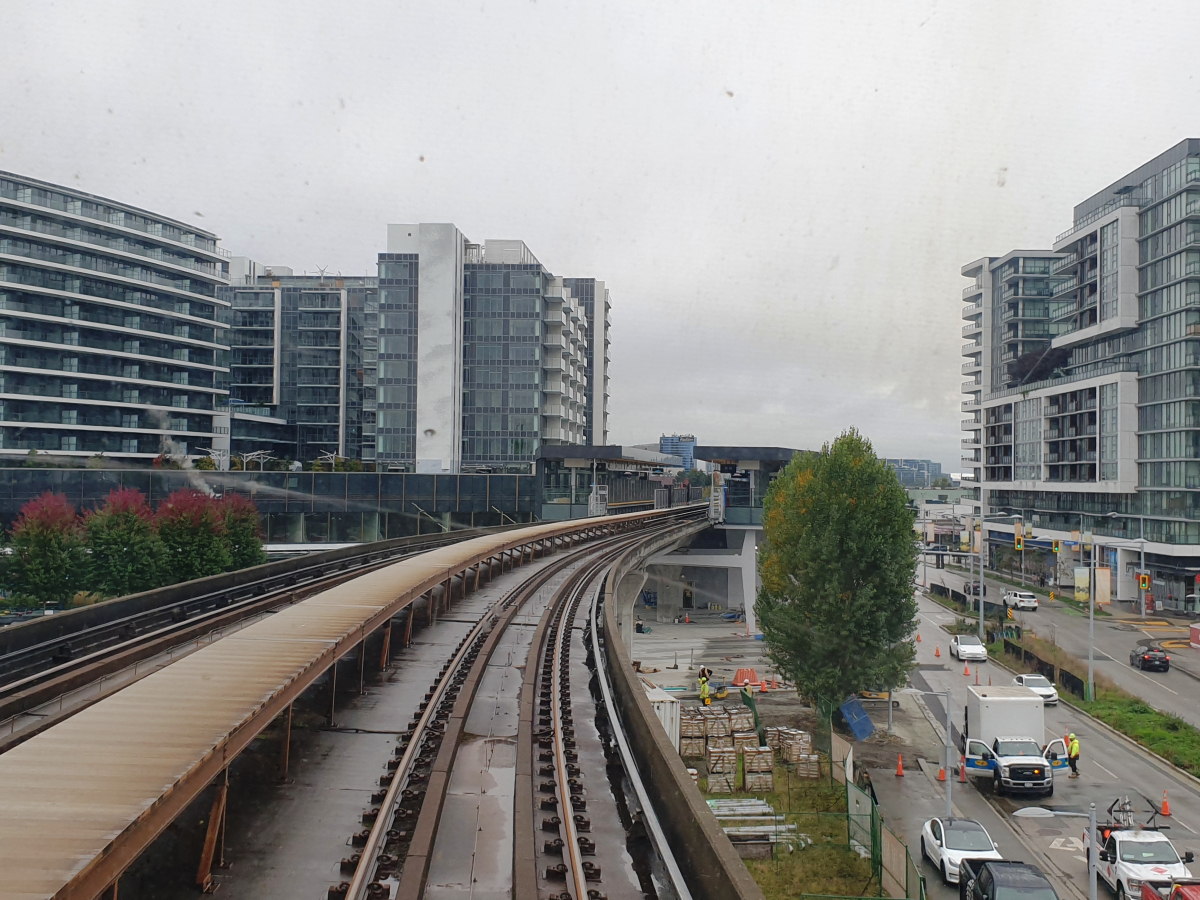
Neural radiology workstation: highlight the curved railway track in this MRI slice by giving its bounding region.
[335,513,701,900]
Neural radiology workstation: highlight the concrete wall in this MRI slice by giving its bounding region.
[388,223,465,474]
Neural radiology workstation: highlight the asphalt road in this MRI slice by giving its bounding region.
[905,594,1200,900]
[922,564,1200,727]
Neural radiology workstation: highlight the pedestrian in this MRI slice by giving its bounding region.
[1067,732,1080,778]
[699,673,711,705]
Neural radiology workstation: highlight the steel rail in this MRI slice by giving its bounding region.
[357,527,660,900]
[590,569,695,900]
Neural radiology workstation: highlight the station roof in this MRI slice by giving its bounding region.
[538,445,684,468]
[693,447,801,464]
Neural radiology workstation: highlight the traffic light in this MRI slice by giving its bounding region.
[1052,540,1060,553]
[1138,573,1151,591]
[1015,535,1023,551]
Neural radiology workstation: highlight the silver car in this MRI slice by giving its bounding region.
[1012,673,1058,704]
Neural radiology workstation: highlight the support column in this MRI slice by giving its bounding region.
[474,564,481,591]
[278,702,293,782]
[380,621,392,670]
[404,608,414,646]
[740,529,760,635]
[196,773,229,891]
[328,661,338,727]
[443,576,452,612]
[357,638,366,694]
[101,882,118,900]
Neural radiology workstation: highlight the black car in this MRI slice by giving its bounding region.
[1130,645,1171,671]
[964,582,988,596]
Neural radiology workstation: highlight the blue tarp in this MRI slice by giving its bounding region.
[840,695,876,741]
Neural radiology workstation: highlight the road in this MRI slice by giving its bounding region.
[923,564,1200,727]
[904,594,1200,900]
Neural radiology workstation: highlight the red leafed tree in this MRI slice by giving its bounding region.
[2,492,87,608]
[84,488,168,598]
[156,489,231,583]
[218,493,267,570]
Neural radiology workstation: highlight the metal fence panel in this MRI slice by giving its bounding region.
[846,782,874,855]
[881,825,907,899]
[907,848,925,900]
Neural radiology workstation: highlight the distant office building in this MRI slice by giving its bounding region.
[0,171,231,461]
[563,278,611,446]
[883,458,943,487]
[659,434,698,471]
[224,223,610,471]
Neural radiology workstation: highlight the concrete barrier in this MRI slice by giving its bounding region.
[601,526,766,900]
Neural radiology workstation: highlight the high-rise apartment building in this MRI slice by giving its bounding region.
[659,434,697,471]
[224,223,609,472]
[0,171,231,460]
[961,139,1200,608]
[883,458,944,488]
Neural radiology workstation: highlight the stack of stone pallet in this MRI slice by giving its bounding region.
[680,708,706,758]
[778,728,813,762]
[706,746,738,794]
[729,708,754,732]
[733,731,759,753]
[743,745,775,792]
[704,708,732,752]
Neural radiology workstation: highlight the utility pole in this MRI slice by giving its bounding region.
[1087,525,1096,701]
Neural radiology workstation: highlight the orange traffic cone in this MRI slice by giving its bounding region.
[1163,791,1172,816]
[937,764,947,782]
[896,754,905,777]
[935,645,941,658]
[684,613,690,624]
[760,679,768,693]
[959,755,968,783]
[964,663,971,676]
[917,633,922,642]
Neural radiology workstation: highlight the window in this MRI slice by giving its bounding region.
[510,390,538,408]
[509,414,537,432]
[61,410,77,425]
[378,384,407,405]
[511,296,537,314]
[121,438,138,453]
[380,335,411,355]
[475,343,502,361]
[1100,383,1118,480]
[472,390,501,408]
[474,319,504,336]
[511,319,538,337]
[123,389,139,404]
[379,261,409,279]
[379,359,411,379]
[121,414,138,429]
[61,383,77,399]
[379,311,409,330]
[62,357,78,372]
[60,435,77,451]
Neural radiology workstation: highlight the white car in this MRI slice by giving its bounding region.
[1003,590,1039,611]
[951,634,988,662]
[920,817,1003,884]
[1012,674,1059,704]
[1086,829,1195,900]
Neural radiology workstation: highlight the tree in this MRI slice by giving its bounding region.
[84,488,168,598]
[673,468,712,487]
[156,489,231,582]
[757,429,918,702]
[2,492,88,608]
[219,493,267,570]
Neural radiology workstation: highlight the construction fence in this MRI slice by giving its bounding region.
[801,696,927,900]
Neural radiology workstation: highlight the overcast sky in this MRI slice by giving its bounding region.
[4,2,1199,469]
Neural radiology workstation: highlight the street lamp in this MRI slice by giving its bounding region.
[1013,804,1098,900]
[900,687,954,819]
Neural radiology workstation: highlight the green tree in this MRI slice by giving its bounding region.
[673,468,712,487]
[156,489,231,582]
[2,492,88,608]
[757,429,918,702]
[219,493,267,570]
[84,488,168,597]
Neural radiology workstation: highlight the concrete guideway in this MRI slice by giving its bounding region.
[0,507,702,900]
[907,594,1200,900]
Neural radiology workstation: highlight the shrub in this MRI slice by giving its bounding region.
[84,488,168,598]
[219,493,267,570]
[2,492,88,608]
[194,455,217,471]
[156,489,231,582]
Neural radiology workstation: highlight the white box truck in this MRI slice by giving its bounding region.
[960,685,1067,796]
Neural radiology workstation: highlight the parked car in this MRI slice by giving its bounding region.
[1085,827,1194,900]
[1131,645,1171,672]
[920,817,1003,884]
[964,581,988,596]
[1003,590,1039,611]
[951,634,989,662]
[1012,673,1059,704]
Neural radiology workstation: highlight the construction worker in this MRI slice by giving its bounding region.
[1067,733,1080,778]
[698,666,712,705]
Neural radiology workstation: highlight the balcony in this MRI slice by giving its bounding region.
[962,283,984,298]
[1044,451,1097,463]
[1050,253,1077,275]
[961,436,980,448]
[962,360,981,374]
[962,321,982,337]
[962,342,982,355]
[961,399,980,413]
[962,380,981,392]
[961,418,980,429]
[1052,277,1078,297]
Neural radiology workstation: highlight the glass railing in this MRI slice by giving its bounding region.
[1057,194,1146,243]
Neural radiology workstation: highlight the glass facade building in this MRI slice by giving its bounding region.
[0,171,231,460]
[962,139,1200,608]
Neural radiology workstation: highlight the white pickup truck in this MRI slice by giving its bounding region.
[961,685,1067,796]
[1085,829,1195,900]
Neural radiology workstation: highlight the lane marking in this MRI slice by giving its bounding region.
[1092,760,1118,780]
[1174,817,1197,835]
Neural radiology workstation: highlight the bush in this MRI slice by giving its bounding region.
[84,488,168,597]
[220,493,267,570]
[1,492,88,608]
[156,489,231,582]
[194,455,217,471]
